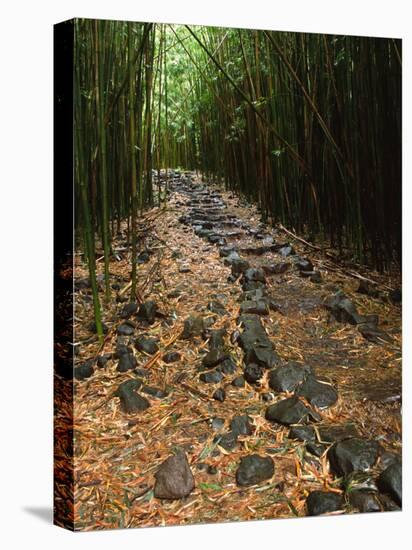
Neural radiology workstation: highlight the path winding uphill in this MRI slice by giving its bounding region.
[64,171,401,530]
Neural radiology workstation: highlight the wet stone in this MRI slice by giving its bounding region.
[96,353,112,368]
[328,438,380,477]
[213,388,226,402]
[349,491,382,513]
[200,370,224,384]
[306,491,344,516]
[231,375,246,388]
[236,455,274,487]
[135,335,159,355]
[136,300,158,324]
[154,452,195,500]
[115,379,150,414]
[268,362,310,393]
[74,361,94,380]
[117,353,137,372]
[119,302,138,319]
[377,461,402,506]
[244,363,265,384]
[265,396,319,426]
[163,351,181,363]
[296,375,338,409]
[117,322,135,336]
[230,415,254,436]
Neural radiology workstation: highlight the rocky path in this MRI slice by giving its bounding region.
[58,172,402,530]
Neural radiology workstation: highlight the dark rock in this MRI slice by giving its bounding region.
[306,442,327,457]
[210,417,225,431]
[268,362,310,393]
[231,258,250,277]
[114,344,133,358]
[244,363,264,384]
[242,268,266,284]
[262,263,290,275]
[202,349,228,369]
[167,289,182,299]
[310,272,322,284]
[265,396,319,425]
[377,461,402,506]
[74,361,94,380]
[179,266,192,273]
[96,353,112,368]
[154,452,195,500]
[296,258,313,272]
[181,315,205,339]
[196,462,208,471]
[328,438,380,477]
[306,491,344,516]
[117,322,135,336]
[219,357,237,375]
[136,250,151,264]
[379,494,401,511]
[223,251,241,266]
[278,245,294,257]
[219,245,238,257]
[324,291,369,325]
[117,353,137,372]
[357,322,393,344]
[207,300,227,316]
[115,379,150,414]
[141,385,168,399]
[163,351,181,363]
[379,452,401,470]
[289,425,316,442]
[214,431,238,451]
[230,415,254,436]
[357,280,380,298]
[296,375,338,409]
[207,465,218,475]
[240,288,267,302]
[213,388,226,402]
[349,491,382,513]
[88,321,109,334]
[135,335,159,355]
[136,300,158,324]
[318,424,360,443]
[231,375,245,388]
[240,300,269,315]
[120,302,138,319]
[200,370,224,384]
[245,346,280,370]
[236,455,274,486]
[241,281,266,292]
[261,392,274,402]
[388,288,401,304]
[134,368,150,378]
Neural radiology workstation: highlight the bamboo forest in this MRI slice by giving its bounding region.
[54,19,402,530]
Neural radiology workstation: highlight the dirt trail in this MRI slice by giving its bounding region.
[57,172,401,530]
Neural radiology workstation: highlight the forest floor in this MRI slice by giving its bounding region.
[56,172,402,530]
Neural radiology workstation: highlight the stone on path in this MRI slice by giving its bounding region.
[268,362,310,393]
[135,335,159,355]
[328,438,380,477]
[306,491,344,516]
[136,300,158,324]
[163,351,181,363]
[236,455,274,486]
[117,352,137,372]
[296,375,338,409]
[154,452,195,500]
[117,322,135,336]
[349,491,382,513]
[230,415,254,436]
[115,379,150,414]
[74,361,94,380]
[377,461,402,506]
[265,396,320,425]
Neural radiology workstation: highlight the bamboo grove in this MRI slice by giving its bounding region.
[73,20,401,339]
